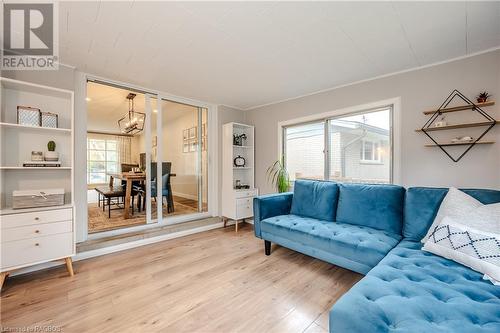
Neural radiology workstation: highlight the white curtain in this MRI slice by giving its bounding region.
[116,135,132,165]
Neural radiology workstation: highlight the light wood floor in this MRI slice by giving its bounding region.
[1,226,362,333]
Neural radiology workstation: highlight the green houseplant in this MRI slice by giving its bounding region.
[45,140,59,162]
[266,156,291,193]
[47,141,56,151]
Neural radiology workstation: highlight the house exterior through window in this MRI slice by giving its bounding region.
[284,107,392,184]
[361,140,381,163]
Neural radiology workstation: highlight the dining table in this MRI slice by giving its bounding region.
[109,171,176,219]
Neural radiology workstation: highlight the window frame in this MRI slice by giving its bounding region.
[87,138,119,185]
[280,100,398,184]
[360,139,382,164]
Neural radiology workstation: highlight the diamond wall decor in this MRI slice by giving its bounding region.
[421,90,496,162]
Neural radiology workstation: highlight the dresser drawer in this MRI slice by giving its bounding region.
[1,221,72,243]
[1,232,73,270]
[235,189,258,199]
[236,199,253,219]
[1,208,72,229]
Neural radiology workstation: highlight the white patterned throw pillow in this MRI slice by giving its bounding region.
[423,216,500,283]
[421,187,482,243]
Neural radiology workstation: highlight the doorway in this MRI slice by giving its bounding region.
[86,80,210,234]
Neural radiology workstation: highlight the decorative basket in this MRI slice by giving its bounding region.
[41,112,58,128]
[12,189,65,209]
[17,106,41,127]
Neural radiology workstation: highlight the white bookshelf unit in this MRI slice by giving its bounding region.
[222,122,258,232]
[0,77,75,289]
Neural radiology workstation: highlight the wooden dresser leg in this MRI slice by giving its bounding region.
[235,219,239,233]
[0,272,9,291]
[64,257,74,276]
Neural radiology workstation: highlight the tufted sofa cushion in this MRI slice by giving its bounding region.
[330,240,500,333]
[260,214,401,274]
[336,183,405,235]
[404,187,500,241]
[290,179,339,221]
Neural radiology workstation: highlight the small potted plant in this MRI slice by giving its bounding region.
[45,140,59,161]
[266,156,291,193]
[476,91,491,103]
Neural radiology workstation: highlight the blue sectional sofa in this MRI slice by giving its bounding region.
[253,180,500,333]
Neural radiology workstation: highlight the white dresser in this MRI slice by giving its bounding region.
[0,77,75,290]
[221,122,258,231]
[1,206,75,287]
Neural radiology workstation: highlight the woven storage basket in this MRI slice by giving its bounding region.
[12,189,64,209]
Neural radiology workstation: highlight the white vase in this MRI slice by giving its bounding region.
[45,151,59,161]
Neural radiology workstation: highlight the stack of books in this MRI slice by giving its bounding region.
[23,161,61,167]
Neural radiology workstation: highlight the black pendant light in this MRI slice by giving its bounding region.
[118,93,145,135]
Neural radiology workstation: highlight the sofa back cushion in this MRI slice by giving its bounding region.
[335,183,405,235]
[290,179,339,221]
[403,187,500,241]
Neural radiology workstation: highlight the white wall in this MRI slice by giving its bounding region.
[246,50,500,194]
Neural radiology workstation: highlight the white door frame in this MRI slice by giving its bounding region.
[83,74,219,241]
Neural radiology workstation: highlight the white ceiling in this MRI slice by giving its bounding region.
[60,1,500,110]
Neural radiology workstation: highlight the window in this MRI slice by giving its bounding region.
[87,138,118,184]
[361,140,381,162]
[284,107,392,184]
[284,121,324,181]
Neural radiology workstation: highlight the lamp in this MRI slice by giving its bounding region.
[118,93,145,135]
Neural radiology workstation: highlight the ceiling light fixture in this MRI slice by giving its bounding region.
[118,93,146,135]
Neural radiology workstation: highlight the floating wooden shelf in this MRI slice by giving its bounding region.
[424,141,495,147]
[423,101,495,115]
[415,120,499,132]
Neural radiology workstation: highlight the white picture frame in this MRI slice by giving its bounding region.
[189,139,197,152]
[189,127,197,139]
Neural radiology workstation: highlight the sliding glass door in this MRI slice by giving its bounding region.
[284,107,393,184]
[156,99,208,219]
[87,79,211,234]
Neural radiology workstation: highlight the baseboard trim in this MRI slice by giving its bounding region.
[9,219,242,277]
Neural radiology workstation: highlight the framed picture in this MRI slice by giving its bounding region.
[183,129,189,140]
[189,139,197,152]
[183,142,189,153]
[189,127,197,139]
[202,123,206,137]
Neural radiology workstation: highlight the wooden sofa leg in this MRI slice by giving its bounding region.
[265,240,271,256]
